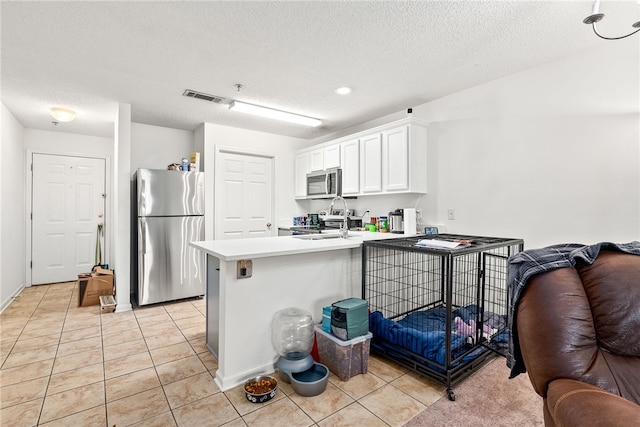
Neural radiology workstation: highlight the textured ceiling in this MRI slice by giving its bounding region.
[2,1,638,140]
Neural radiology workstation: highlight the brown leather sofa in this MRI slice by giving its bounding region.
[516,249,640,427]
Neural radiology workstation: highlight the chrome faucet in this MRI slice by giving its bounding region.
[329,196,349,239]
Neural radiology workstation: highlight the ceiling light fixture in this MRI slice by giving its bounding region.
[228,101,322,127]
[50,107,76,123]
[583,0,640,40]
[335,87,352,95]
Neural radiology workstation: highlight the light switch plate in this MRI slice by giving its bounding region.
[237,259,253,279]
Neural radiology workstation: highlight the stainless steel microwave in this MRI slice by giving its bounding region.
[306,168,342,199]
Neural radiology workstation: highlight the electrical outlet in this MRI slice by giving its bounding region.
[237,259,253,279]
[447,209,455,220]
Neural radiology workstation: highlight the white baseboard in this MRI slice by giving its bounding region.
[0,283,26,314]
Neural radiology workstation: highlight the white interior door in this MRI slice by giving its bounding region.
[216,151,274,239]
[31,154,106,284]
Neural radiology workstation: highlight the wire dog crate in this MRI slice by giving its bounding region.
[362,234,523,400]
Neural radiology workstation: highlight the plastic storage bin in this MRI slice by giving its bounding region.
[314,325,372,381]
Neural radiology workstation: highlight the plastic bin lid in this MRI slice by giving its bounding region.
[332,298,368,309]
[314,324,372,346]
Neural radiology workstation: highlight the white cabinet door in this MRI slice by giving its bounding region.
[324,144,341,169]
[309,149,324,172]
[341,139,359,195]
[383,126,409,191]
[360,133,382,193]
[294,152,309,198]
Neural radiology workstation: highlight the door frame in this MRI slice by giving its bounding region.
[25,149,112,286]
[212,145,277,240]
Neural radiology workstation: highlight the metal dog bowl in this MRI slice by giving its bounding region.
[244,375,278,403]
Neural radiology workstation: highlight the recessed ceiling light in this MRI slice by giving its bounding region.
[334,87,352,95]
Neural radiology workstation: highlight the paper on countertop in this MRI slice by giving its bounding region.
[415,239,465,249]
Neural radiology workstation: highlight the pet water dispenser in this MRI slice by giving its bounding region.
[272,307,329,397]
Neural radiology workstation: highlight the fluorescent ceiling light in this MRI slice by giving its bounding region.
[335,87,352,95]
[229,101,322,127]
[50,107,76,122]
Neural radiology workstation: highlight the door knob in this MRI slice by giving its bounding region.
[267,222,272,229]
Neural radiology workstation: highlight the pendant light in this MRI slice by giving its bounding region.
[583,0,640,40]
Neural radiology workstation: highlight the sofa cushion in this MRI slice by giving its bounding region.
[576,251,640,357]
[547,379,640,427]
[518,267,604,396]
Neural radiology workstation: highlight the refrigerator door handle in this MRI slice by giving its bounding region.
[140,219,146,254]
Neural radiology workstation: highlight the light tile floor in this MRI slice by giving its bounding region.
[0,282,445,427]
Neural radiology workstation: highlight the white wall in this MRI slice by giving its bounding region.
[114,104,132,312]
[131,122,195,172]
[329,39,639,249]
[416,38,639,249]
[306,39,639,249]
[24,128,113,158]
[1,104,26,311]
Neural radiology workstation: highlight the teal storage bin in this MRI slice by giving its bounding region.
[330,298,369,340]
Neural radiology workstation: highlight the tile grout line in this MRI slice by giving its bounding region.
[0,284,47,370]
[36,283,64,427]
[126,301,167,426]
[167,298,241,426]
[20,283,66,426]
[99,291,109,427]
[162,305,184,427]
[40,282,105,426]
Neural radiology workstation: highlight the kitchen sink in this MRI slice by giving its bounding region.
[293,234,344,240]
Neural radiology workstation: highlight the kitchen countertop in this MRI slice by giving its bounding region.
[191,230,410,261]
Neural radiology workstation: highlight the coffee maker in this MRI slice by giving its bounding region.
[388,209,404,233]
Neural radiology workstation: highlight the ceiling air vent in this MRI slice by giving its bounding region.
[182,89,225,103]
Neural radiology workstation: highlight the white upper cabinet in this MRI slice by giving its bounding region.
[294,151,310,198]
[382,126,409,191]
[360,133,382,193]
[341,139,360,195]
[404,122,428,194]
[309,148,324,172]
[309,145,340,171]
[324,144,341,169]
[294,117,428,199]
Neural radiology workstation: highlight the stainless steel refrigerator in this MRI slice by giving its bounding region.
[134,168,205,306]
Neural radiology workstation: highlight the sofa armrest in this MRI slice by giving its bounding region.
[547,379,640,427]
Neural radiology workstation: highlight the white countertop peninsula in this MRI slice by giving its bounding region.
[191,231,407,391]
[192,230,401,261]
